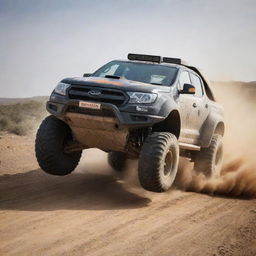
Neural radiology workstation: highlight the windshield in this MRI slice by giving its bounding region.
[93,61,178,86]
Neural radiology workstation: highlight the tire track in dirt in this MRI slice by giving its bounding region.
[1,125,256,256]
[0,163,256,256]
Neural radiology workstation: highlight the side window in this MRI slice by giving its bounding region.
[190,73,203,97]
[179,71,191,89]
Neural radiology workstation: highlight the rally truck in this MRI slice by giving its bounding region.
[35,53,224,192]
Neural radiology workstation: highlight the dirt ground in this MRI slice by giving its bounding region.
[0,134,256,256]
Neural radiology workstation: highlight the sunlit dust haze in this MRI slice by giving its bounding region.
[0,0,256,97]
[116,83,256,198]
[174,83,256,198]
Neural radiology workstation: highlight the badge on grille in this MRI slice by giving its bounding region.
[88,90,101,96]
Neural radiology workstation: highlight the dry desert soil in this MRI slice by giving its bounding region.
[0,133,256,256]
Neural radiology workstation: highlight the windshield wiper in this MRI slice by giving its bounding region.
[150,82,162,85]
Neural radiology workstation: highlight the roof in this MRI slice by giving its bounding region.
[126,53,216,101]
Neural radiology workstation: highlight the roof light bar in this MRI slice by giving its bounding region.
[162,57,181,64]
[162,57,188,65]
[128,53,161,63]
[127,53,188,65]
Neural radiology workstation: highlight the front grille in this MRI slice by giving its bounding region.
[68,86,127,106]
[67,105,115,118]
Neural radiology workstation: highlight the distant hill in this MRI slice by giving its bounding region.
[0,99,47,135]
[0,81,255,106]
[0,96,48,105]
[1,81,255,101]
[0,81,255,136]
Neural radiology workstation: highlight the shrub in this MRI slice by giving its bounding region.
[0,100,47,136]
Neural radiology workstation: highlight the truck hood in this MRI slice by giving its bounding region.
[61,76,171,93]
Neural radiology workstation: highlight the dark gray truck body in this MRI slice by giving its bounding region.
[47,57,224,157]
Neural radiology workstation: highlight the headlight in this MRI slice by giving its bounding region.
[127,92,157,104]
[54,82,70,96]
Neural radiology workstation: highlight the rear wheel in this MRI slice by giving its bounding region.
[138,132,179,192]
[108,152,127,172]
[35,115,82,175]
[194,134,223,177]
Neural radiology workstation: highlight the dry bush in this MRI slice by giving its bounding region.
[0,101,47,136]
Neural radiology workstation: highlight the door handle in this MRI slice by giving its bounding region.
[193,103,197,108]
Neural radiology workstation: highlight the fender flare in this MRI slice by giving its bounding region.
[199,114,225,148]
[153,107,181,139]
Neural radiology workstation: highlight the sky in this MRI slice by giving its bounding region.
[0,0,255,98]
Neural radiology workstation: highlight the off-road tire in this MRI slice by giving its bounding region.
[194,134,223,177]
[138,132,179,192]
[108,152,127,172]
[35,115,82,175]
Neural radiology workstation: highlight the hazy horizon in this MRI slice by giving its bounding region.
[1,0,256,98]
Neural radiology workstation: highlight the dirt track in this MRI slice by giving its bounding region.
[0,134,256,256]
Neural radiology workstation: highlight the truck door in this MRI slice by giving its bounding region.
[190,73,210,142]
[177,70,198,144]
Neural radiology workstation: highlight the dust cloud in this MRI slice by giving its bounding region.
[78,82,256,198]
[174,82,256,198]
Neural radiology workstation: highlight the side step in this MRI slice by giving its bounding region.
[179,142,200,151]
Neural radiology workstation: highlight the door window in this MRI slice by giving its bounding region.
[179,71,191,89]
[190,73,204,97]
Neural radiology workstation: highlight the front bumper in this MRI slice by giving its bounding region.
[47,94,165,127]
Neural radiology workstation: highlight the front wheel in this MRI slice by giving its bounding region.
[194,134,223,177]
[138,132,179,192]
[35,115,82,176]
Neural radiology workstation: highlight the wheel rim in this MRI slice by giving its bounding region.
[164,150,173,177]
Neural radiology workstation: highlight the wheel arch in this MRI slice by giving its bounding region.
[152,110,181,139]
[200,115,225,148]
[214,121,225,136]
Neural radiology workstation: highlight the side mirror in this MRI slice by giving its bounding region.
[179,83,196,94]
[83,73,92,77]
